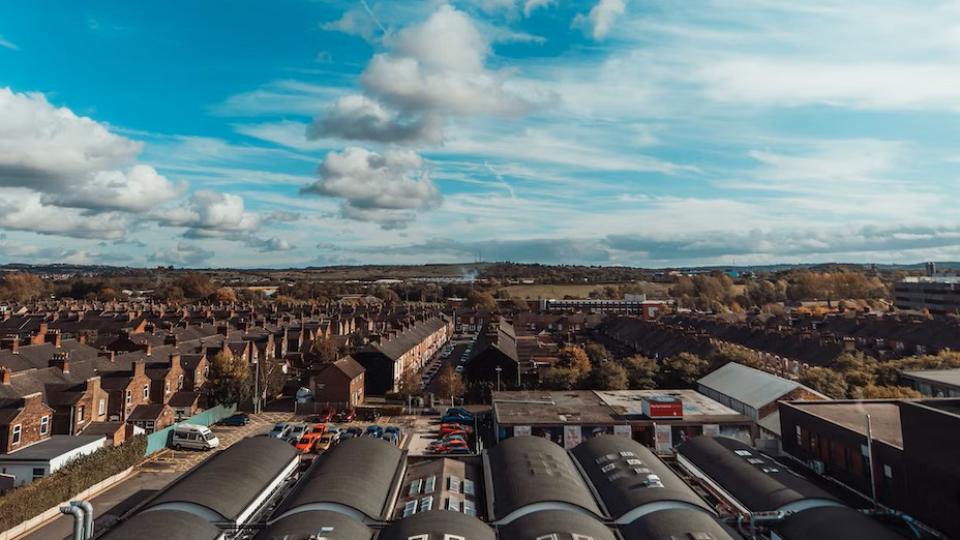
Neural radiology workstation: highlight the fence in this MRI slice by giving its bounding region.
[144,404,237,456]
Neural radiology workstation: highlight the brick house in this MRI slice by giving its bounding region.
[146,353,185,406]
[0,392,54,454]
[180,353,209,391]
[311,356,365,408]
[101,361,152,422]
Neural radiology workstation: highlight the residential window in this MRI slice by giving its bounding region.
[39,416,49,435]
[11,424,21,445]
[77,406,85,422]
[125,390,132,405]
[32,467,45,481]
[143,385,149,399]
[98,399,106,416]
[164,381,170,394]
[795,425,802,446]
[177,375,184,390]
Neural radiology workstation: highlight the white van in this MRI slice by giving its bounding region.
[171,424,220,450]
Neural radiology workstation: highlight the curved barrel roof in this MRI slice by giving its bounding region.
[498,509,617,540]
[379,510,496,540]
[100,510,223,540]
[773,506,906,540]
[676,436,839,513]
[571,435,710,520]
[485,435,602,522]
[619,508,740,540]
[273,436,405,521]
[143,436,298,523]
[254,509,373,540]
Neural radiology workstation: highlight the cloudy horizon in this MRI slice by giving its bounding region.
[1,1,960,268]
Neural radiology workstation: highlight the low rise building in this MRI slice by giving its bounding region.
[310,355,365,408]
[899,368,960,397]
[0,434,104,486]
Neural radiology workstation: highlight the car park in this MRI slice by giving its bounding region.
[283,423,309,443]
[171,424,219,451]
[313,431,340,453]
[218,413,251,426]
[341,426,363,440]
[268,422,289,439]
[294,432,323,453]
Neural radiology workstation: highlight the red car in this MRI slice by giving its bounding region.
[334,409,356,422]
[318,407,337,422]
[439,423,472,437]
[429,438,470,454]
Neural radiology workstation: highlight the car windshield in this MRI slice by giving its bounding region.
[204,432,216,441]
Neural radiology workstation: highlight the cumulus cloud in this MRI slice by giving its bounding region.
[244,236,295,252]
[302,147,440,228]
[149,243,215,267]
[155,191,260,237]
[573,0,626,40]
[266,210,302,223]
[308,94,443,144]
[0,88,183,213]
[0,189,127,239]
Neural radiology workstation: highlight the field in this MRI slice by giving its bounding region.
[499,281,672,300]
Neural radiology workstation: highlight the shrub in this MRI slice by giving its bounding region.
[0,435,147,531]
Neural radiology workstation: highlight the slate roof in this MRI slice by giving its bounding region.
[100,509,223,540]
[366,317,447,361]
[485,435,602,521]
[619,507,740,540]
[256,510,372,540]
[570,435,710,519]
[698,362,824,410]
[379,511,495,540]
[0,435,103,461]
[144,437,298,522]
[772,505,906,540]
[273,437,405,521]
[497,509,616,540]
[320,355,365,380]
[901,368,960,390]
[677,436,840,513]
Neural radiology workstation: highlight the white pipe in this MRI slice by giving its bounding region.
[72,500,94,539]
[60,505,85,540]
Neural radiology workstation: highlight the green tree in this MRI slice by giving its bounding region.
[860,384,922,399]
[540,367,582,390]
[206,352,251,406]
[557,345,592,374]
[623,355,658,389]
[709,343,765,370]
[589,362,628,390]
[584,342,609,364]
[466,290,497,310]
[435,365,466,400]
[799,367,849,399]
[660,352,709,387]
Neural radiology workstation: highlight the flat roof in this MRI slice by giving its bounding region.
[786,401,903,448]
[0,435,103,462]
[902,368,960,389]
[492,390,746,426]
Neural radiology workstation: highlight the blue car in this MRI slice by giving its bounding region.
[364,425,384,438]
[219,413,250,426]
[385,426,403,437]
[441,414,473,425]
[445,408,473,419]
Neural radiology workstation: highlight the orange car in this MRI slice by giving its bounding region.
[294,432,323,453]
[309,423,328,435]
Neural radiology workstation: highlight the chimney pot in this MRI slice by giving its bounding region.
[0,367,10,385]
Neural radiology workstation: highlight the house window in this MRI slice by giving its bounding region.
[795,425,802,445]
[98,399,106,416]
[40,416,49,435]
[11,424,21,445]
[143,385,149,399]
[32,467,45,481]
[177,375,184,390]
[164,381,170,394]
[883,464,893,479]
[77,406,85,422]
[125,390,132,405]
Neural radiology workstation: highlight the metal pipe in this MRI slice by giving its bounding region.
[72,500,94,539]
[60,505,85,540]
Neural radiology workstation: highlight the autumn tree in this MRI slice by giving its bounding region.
[800,367,849,399]
[173,273,216,299]
[623,355,658,389]
[540,367,582,390]
[435,365,466,400]
[659,352,709,387]
[860,384,922,399]
[709,343,765,370]
[466,290,497,310]
[557,345,592,374]
[309,334,339,365]
[584,342,609,364]
[589,362,628,390]
[206,352,251,406]
[213,287,237,302]
[0,273,48,302]
[396,369,422,400]
[509,297,530,311]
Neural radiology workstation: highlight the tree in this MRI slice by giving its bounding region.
[589,362,628,390]
[540,367,582,390]
[466,290,497,310]
[435,365,466,400]
[557,345,592,374]
[373,286,401,304]
[799,367,849,399]
[660,352,709,387]
[173,273,216,299]
[585,342,609,364]
[509,297,530,311]
[860,384,922,399]
[206,352,251,406]
[623,355,658,389]
[709,343,765,370]
[213,287,237,303]
[309,335,339,365]
[0,273,48,302]
[396,369,422,399]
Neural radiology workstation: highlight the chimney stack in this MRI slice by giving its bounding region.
[50,351,70,374]
[0,335,19,354]
[0,367,10,385]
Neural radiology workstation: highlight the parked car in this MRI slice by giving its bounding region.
[283,423,309,444]
[171,424,219,451]
[441,412,473,424]
[385,426,403,439]
[428,438,470,454]
[341,426,363,440]
[383,432,400,446]
[309,423,328,435]
[218,413,250,426]
[269,422,289,439]
[318,407,337,422]
[334,409,356,422]
[440,422,472,436]
[313,431,340,453]
[294,432,323,453]
[364,425,384,438]
[445,408,473,418]
[358,408,380,421]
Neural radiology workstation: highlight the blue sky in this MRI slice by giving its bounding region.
[2,0,960,268]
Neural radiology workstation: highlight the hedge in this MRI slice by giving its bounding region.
[0,435,147,531]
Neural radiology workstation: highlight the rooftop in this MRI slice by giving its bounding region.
[698,361,824,409]
[0,435,103,461]
[786,401,904,448]
[901,368,960,389]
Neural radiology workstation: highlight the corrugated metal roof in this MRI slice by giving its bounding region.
[697,362,802,410]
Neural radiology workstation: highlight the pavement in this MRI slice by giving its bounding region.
[18,411,290,540]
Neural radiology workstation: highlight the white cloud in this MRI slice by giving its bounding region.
[0,189,128,239]
[0,87,182,212]
[573,0,626,40]
[155,191,260,237]
[308,94,443,144]
[302,147,440,228]
[149,243,215,267]
[523,0,553,17]
[245,236,296,252]
[0,35,18,51]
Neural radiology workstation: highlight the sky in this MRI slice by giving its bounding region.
[1,0,960,269]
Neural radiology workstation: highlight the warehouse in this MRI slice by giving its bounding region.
[138,437,298,529]
[100,509,225,540]
[619,508,740,540]
[770,506,906,540]
[253,509,372,540]
[483,435,603,524]
[378,509,495,540]
[497,509,616,540]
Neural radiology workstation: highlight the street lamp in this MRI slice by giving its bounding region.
[495,366,502,392]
